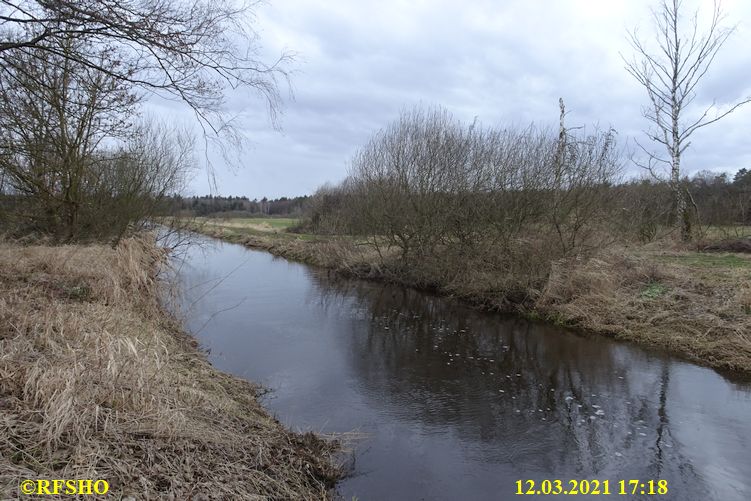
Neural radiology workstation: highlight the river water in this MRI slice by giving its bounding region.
[172,237,751,500]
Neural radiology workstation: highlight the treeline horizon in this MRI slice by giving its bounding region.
[165,194,311,217]
[165,159,751,225]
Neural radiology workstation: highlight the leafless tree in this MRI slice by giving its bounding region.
[97,119,195,246]
[624,0,750,241]
[0,35,140,239]
[330,104,621,285]
[548,99,622,254]
[0,35,194,242]
[0,0,291,135]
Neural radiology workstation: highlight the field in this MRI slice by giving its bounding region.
[195,217,300,233]
[183,217,319,241]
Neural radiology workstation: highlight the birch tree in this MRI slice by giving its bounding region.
[625,0,750,241]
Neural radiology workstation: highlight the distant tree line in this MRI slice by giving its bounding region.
[165,195,310,217]
[688,169,751,230]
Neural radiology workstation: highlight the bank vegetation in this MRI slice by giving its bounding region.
[0,235,341,499]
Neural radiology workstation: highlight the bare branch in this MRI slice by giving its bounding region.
[0,0,292,135]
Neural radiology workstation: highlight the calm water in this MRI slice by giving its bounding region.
[172,238,751,500]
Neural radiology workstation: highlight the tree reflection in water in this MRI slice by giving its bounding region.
[307,270,715,499]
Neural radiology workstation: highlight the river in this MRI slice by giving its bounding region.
[172,237,751,500]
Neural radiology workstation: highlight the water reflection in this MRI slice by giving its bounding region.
[307,272,724,498]
[176,239,751,500]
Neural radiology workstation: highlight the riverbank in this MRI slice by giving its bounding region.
[186,220,751,377]
[0,236,341,499]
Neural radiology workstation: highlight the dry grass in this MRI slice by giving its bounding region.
[0,235,340,499]
[189,223,386,277]
[538,251,751,373]
[194,218,301,235]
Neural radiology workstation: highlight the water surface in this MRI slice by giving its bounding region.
[173,238,751,500]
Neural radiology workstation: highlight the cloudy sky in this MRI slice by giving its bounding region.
[175,0,751,199]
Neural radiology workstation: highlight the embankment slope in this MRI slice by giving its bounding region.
[0,236,340,499]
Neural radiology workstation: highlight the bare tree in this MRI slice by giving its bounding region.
[625,0,751,241]
[336,104,621,273]
[0,35,140,239]
[96,119,196,246]
[0,0,291,134]
[0,35,193,242]
[549,99,622,254]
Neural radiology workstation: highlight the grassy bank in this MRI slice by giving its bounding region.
[192,217,300,234]
[0,235,340,499]
[187,219,751,377]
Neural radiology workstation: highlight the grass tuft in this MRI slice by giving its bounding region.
[640,281,669,300]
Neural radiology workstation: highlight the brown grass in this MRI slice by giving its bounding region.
[538,251,751,373]
[0,235,341,499]
[187,221,751,376]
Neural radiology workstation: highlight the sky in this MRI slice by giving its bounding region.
[164,0,751,199]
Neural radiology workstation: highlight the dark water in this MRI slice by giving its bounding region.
[173,238,751,500]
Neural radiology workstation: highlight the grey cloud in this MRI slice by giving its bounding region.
[172,0,751,198]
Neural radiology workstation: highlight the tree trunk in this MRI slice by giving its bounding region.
[671,159,691,242]
[671,92,691,242]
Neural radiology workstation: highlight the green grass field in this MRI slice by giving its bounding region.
[184,217,323,241]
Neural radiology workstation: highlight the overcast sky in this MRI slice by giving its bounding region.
[171,0,751,199]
